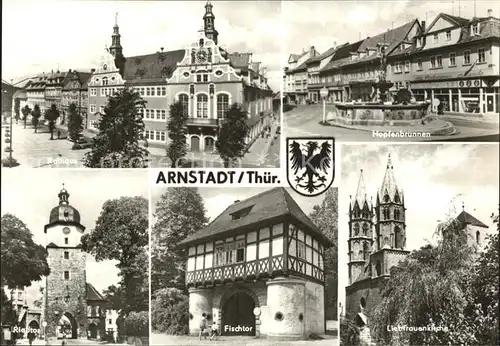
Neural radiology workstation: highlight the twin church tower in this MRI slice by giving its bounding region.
[345,155,410,315]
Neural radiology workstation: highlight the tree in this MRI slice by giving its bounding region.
[151,287,189,335]
[370,205,478,345]
[215,103,250,168]
[83,88,148,168]
[14,99,20,123]
[67,103,83,142]
[151,188,208,293]
[44,103,60,140]
[31,105,41,133]
[469,212,499,345]
[21,105,31,129]
[309,188,338,320]
[1,214,50,288]
[165,101,188,168]
[81,196,148,313]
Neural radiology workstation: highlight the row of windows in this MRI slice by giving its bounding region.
[138,108,167,121]
[144,130,166,142]
[178,93,230,119]
[393,49,486,73]
[135,86,167,97]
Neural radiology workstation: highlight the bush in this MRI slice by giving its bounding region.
[1,157,18,167]
[151,287,189,335]
[340,317,360,346]
[123,311,149,337]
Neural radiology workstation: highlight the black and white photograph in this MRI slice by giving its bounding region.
[338,143,499,345]
[150,187,337,345]
[283,0,499,142]
[2,0,281,169]
[1,170,149,345]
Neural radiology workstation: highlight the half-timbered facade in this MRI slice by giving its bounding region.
[87,1,273,153]
[179,187,333,339]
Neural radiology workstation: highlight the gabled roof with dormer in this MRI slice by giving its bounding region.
[178,187,333,247]
[319,40,365,73]
[424,13,470,35]
[342,20,419,67]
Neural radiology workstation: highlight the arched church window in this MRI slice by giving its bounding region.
[394,194,400,203]
[384,194,390,203]
[375,261,381,276]
[394,209,400,220]
[363,242,368,260]
[394,227,402,249]
[383,207,389,219]
[362,223,369,236]
[353,223,360,236]
[476,231,480,245]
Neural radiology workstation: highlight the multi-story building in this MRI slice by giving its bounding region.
[341,20,422,102]
[26,74,48,113]
[61,70,93,127]
[283,46,319,105]
[105,309,119,341]
[180,187,333,339]
[87,1,274,153]
[318,40,365,102]
[387,10,500,115]
[44,71,69,111]
[306,44,339,102]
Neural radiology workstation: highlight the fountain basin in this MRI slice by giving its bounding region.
[327,102,431,126]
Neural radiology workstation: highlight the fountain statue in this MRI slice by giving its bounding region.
[373,47,394,104]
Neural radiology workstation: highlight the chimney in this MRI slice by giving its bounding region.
[160,47,164,52]
[421,20,426,33]
[91,68,96,73]
[487,9,493,17]
[310,45,315,57]
[68,69,72,73]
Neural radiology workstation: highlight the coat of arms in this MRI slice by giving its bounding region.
[286,137,335,197]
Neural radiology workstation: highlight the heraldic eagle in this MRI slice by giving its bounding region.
[289,140,332,193]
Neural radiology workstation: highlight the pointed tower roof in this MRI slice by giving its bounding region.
[379,154,400,201]
[354,169,368,207]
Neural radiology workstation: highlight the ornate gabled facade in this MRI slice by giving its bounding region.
[346,155,410,317]
[43,186,107,341]
[61,71,92,127]
[87,1,274,153]
[179,187,333,339]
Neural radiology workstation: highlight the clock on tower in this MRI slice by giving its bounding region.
[197,50,208,63]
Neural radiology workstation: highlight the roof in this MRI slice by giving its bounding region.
[288,53,302,63]
[378,154,401,202]
[122,49,185,83]
[228,52,252,68]
[62,71,93,90]
[353,169,368,208]
[425,13,470,35]
[456,210,489,228]
[457,17,500,45]
[307,46,337,64]
[86,283,106,301]
[178,187,333,247]
[342,20,418,67]
[319,40,365,72]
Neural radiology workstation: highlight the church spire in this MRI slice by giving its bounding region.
[58,184,69,206]
[379,154,400,202]
[354,169,367,207]
[203,1,218,44]
[109,12,123,58]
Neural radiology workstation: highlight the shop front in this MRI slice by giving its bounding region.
[411,78,499,115]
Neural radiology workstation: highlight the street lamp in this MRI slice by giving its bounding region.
[320,87,329,123]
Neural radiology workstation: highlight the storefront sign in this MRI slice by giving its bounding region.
[412,79,483,89]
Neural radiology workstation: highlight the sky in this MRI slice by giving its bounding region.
[283,0,499,57]
[151,186,333,225]
[2,0,282,92]
[338,143,499,308]
[1,169,149,307]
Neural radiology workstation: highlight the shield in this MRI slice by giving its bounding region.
[286,137,335,197]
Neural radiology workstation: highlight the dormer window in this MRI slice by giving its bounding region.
[433,33,439,43]
[471,24,479,35]
[102,77,109,86]
[446,30,451,41]
[230,206,253,220]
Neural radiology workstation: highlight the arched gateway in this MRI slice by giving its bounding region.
[181,187,333,339]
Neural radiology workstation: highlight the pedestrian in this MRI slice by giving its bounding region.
[57,130,61,140]
[199,313,208,341]
[210,321,219,341]
[28,331,35,346]
[61,333,66,346]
